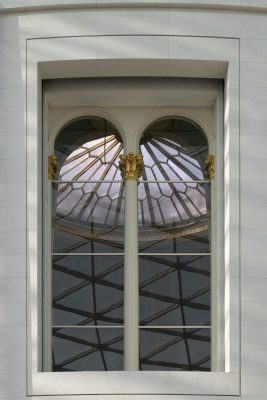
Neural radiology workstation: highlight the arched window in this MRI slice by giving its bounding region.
[49,117,125,371]
[138,118,211,371]
[47,116,212,372]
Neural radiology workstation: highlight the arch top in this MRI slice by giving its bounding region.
[134,107,213,154]
[139,116,210,184]
[48,107,126,153]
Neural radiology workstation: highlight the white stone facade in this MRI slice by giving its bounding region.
[0,1,267,399]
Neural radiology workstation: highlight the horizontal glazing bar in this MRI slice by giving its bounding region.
[52,325,211,329]
[52,180,122,183]
[139,253,211,256]
[139,326,211,329]
[52,253,210,256]
[140,180,211,183]
[52,180,210,184]
[52,253,125,256]
[52,325,124,329]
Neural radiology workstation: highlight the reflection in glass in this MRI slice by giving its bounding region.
[52,328,123,371]
[58,135,122,182]
[52,182,125,253]
[139,255,210,326]
[49,117,212,371]
[140,118,208,181]
[50,118,125,372]
[140,328,210,371]
[54,118,122,181]
[138,182,210,253]
[138,119,211,371]
[52,117,124,254]
[52,255,124,326]
[139,119,210,254]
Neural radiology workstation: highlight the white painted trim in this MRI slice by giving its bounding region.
[26,34,240,396]
[212,86,225,371]
[42,91,52,372]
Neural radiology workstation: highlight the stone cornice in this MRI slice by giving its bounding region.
[0,0,267,14]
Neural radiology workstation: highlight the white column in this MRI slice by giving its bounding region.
[119,153,143,371]
[124,179,139,370]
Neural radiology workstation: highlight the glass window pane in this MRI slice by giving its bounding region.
[138,182,210,253]
[139,255,210,326]
[140,328,210,371]
[52,255,124,326]
[54,118,122,182]
[52,182,125,253]
[139,118,210,254]
[140,118,208,182]
[52,328,123,371]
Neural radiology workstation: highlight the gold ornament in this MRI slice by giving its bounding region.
[119,153,143,181]
[48,155,58,181]
[205,154,215,180]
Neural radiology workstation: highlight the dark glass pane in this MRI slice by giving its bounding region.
[52,182,125,253]
[139,255,210,326]
[138,182,210,253]
[140,328,210,371]
[52,328,123,371]
[52,255,124,326]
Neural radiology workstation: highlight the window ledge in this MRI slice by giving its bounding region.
[29,371,239,396]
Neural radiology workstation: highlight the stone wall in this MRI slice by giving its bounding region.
[0,1,267,398]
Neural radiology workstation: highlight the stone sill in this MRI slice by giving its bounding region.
[29,371,240,396]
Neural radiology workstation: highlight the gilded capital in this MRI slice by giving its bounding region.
[48,155,58,181]
[119,153,143,181]
[205,154,215,180]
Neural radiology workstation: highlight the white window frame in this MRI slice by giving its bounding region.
[27,35,240,396]
[43,87,220,373]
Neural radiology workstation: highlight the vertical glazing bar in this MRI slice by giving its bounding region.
[119,153,143,371]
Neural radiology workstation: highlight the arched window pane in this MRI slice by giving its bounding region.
[138,118,210,253]
[52,118,125,254]
[51,118,124,371]
[138,118,211,371]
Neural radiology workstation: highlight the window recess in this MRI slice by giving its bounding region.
[46,116,214,372]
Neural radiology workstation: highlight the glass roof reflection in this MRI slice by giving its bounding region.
[54,119,209,231]
[51,118,211,371]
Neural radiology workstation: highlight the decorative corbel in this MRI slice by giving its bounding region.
[48,155,58,181]
[205,154,215,181]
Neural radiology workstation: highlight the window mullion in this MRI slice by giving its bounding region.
[120,153,143,371]
[124,179,139,370]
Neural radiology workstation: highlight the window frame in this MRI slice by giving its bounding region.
[43,111,126,372]
[45,108,217,373]
[27,35,240,396]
